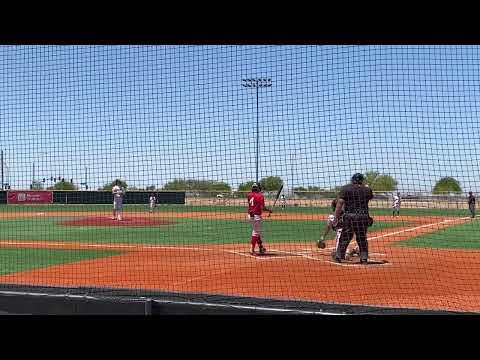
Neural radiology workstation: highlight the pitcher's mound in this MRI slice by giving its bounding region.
[58,217,176,227]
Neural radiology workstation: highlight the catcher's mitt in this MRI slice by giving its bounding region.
[317,237,326,249]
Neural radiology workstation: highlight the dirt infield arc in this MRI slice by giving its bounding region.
[0,211,478,312]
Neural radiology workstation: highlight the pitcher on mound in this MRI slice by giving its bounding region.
[112,180,125,221]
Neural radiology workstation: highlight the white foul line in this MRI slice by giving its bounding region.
[319,259,392,267]
[226,250,299,260]
[0,240,212,252]
[367,216,471,241]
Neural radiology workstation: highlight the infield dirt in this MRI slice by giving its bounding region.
[0,211,476,312]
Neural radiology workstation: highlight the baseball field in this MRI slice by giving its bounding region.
[0,203,477,312]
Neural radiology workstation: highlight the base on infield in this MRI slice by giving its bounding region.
[230,250,304,259]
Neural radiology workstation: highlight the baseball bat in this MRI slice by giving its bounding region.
[268,184,284,217]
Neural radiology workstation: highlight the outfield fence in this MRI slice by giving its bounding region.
[0,190,185,205]
[185,194,476,210]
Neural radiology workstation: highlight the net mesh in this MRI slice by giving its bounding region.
[0,45,479,312]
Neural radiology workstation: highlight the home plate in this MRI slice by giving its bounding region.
[228,250,303,259]
[266,249,304,257]
[325,258,391,267]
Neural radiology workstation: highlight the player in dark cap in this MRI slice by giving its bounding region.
[332,173,374,264]
[468,192,476,218]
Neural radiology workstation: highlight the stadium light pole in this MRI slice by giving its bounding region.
[290,152,295,198]
[80,167,88,190]
[1,150,3,191]
[242,78,272,183]
[32,152,47,190]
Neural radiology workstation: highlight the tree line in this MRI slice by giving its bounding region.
[27,172,466,195]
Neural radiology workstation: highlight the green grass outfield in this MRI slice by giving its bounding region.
[0,248,120,275]
[397,219,480,249]
[0,216,407,245]
[0,204,472,217]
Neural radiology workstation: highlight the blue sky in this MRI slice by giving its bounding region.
[0,45,479,193]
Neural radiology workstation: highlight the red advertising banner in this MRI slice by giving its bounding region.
[7,191,53,204]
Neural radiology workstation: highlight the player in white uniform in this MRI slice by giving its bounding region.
[280,194,286,210]
[392,192,401,217]
[149,193,157,213]
[112,181,125,221]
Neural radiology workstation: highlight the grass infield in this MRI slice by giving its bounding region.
[397,219,480,249]
[0,248,121,275]
[0,204,472,217]
[0,216,406,245]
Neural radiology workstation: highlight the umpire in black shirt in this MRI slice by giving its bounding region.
[333,173,374,264]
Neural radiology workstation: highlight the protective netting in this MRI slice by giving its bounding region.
[0,45,479,313]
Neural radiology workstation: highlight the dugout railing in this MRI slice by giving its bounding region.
[0,284,471,315]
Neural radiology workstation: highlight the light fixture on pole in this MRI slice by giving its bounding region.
[241,78,272,183]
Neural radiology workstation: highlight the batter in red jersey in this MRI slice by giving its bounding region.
[247,182,272,255]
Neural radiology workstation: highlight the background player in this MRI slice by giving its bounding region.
[247,183,272,255]
[392,192,401,217]
[280,194,286,210]
[112,180,125,221]
[149,193,157,213]
[468,192,476,218]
